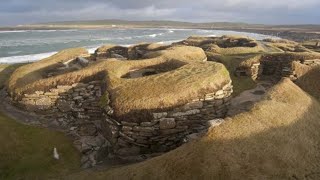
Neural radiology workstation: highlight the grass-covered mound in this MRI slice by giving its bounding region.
[302,39,320,53]
[8,48,89,97]
[293,62,320,100]
[8,45,230,122]
[263,38,313,53]
[101,46,229,120]
[177,35,265,55]
[0,63,25,89]
[69,78,320,179]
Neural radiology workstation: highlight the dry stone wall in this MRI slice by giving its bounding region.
[13,78,234,166]
[236,58,297,81]
[102,81,233,158]
[16,80,109,168]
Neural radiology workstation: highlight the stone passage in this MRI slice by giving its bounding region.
[102,81,233,157]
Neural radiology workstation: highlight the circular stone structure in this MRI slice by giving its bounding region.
[8,42,233,166]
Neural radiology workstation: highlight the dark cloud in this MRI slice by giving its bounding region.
[0,0,319,26]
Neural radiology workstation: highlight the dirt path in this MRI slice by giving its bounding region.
[227,81,274,117]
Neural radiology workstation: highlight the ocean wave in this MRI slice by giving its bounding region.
[0,52,57,64]
[148,33,164,38]
[0,29,79,34]
[0,30,28,33]
[156,39,183,45]
[7,51,22,55]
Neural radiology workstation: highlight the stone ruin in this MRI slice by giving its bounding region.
[235,53,320,81]
[7,43,233,168]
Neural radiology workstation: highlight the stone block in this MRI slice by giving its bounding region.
[171,109,200,117]
[207,119,225,128]
[56,99,72,112]
[215,90,224,96]
[77,123,97,136]
[153,112,167,119]
[35,97,52,110]
[183,101,203,110]
[133,126,155,133]
[122,126,133,131]
[140,121,158,127]
[159,118,176,129]
[121,121,138,126]
[119,132,135,142]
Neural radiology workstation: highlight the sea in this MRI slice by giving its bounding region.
[0,28,277,64]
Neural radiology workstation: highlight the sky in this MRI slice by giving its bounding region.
[0,0,319,26]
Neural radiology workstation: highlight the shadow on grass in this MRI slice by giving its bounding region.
[0,63,26,89]
[295,66,320,101]
[65,80,320,180]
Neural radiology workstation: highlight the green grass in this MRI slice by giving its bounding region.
[0,64,80,179]
[0,112,80,180]
[212,54,257,96]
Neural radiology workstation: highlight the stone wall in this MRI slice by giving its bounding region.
[102,81,233,158]
[13,79,234,166]
[236,58,297,81]
[16,80,109,168]
[235,62,261,80]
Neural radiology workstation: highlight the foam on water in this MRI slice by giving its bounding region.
[0,28,279,64]
[0,52,57,63]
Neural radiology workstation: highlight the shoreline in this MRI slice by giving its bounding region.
[1,24,320,42]
[1,26,319,64]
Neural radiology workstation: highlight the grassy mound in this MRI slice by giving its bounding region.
[69,78,320,179]
[302,39,320,53]
[8,48,89,96]
[103,46,229,120]
[293,62,320,100]
[8,45,230,122]
[95,45,128,59]
[177,35,265,55]
[263,39,313,53]
[0,63,26,89]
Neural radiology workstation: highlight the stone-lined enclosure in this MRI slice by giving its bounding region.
[175,35,320,82]
[235,53,320,81]
[7,43,232,168]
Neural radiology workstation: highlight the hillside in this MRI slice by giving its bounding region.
[68,78,320,179]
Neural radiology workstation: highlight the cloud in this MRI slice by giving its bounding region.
[0,0,319,26]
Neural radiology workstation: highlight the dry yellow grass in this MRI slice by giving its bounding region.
[238,55,262,69]
[178,35,265,55]
[0,63,26,89]
[67,78,320,179]
[103,46,229,120]
[293,62,320,100]
[8,46,230,121]
[8,47,88,96]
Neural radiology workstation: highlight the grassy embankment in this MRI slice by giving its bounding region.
[69,78,320,179]
[0,64,81,179]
